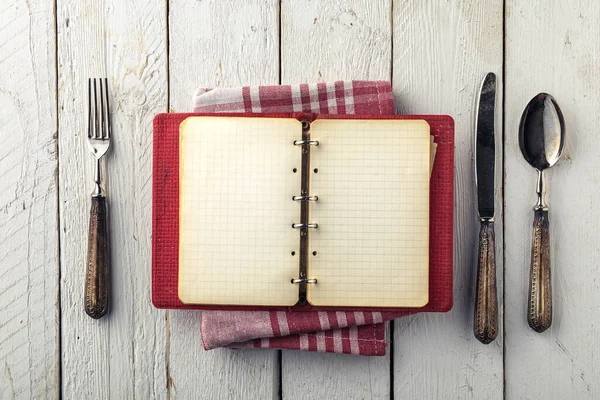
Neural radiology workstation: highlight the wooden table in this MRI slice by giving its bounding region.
[2,1,599,398]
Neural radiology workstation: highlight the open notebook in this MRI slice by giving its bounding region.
[178,116,431,308]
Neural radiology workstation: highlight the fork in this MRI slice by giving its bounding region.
[85,78,111,319]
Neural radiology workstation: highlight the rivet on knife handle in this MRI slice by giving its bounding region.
[85,195,109,319]
[474,219,498,344]
[527,208,552,332]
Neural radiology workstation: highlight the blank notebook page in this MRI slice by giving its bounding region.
[308,119,430,307]
[178,117,301,306]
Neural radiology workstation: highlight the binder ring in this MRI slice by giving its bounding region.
[292,195,318,201]
[292,223,318,229]
[294,140,319,146]
[291,278,317,284]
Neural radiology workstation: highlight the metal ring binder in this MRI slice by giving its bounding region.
[294,140,319,146]
[291,278,317,285]
[292,223,318,229]
[294,120,315,306]
[292,195,318,201]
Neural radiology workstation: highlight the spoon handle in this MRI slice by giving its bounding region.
[528,209,552,332]
[474,220,498,344]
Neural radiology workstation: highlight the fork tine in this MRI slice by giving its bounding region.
[93,79,100,139]
[88,78,92,139]
[104,78,111,140]
[99,78,106,139]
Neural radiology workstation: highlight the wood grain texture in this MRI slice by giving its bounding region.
[392,1,504,398]
[168,312,279,400]
[505,1,600,398]
[169,0,280,112]
[282,350,390,400]
[280,2,391,399]
[281,0,391,83]
[0,1,59,398]
[168,1,280,398]
[57,0,168,398]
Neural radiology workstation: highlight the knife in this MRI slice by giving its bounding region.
[473,72,498,344]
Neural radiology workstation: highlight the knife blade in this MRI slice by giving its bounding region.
[473,72,498,344]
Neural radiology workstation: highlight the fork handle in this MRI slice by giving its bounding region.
[85,195,109,319]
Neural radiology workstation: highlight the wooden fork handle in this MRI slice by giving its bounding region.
[528,208,552,332]
[85,195,109,319]
[474,220,498,344]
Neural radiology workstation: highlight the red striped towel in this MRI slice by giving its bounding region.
[194,81,408,356]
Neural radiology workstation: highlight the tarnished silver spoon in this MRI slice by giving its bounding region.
[518,93,565,333]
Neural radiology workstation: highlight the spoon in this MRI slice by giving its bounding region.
[518,93,565,333]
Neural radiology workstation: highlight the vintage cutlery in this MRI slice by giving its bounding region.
[519,93,565,332]
[85,78,111,319]
[474,72,498,344]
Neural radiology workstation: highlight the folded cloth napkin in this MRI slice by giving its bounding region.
[193,81,414,356]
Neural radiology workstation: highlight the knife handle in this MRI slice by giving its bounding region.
[528,208,552,332]
[474,220,498,344]
[85,195,109,319]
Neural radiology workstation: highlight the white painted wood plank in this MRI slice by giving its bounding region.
[281,0,392,83]
[57,0,168,398]
[169,0,280,112]
[392,2,504,399]
[282,350,390,400]
[168,1,280,398]
[280,2,392,399]
[504,2,600,398]
[0,1,59,398]
[168,312,279,400]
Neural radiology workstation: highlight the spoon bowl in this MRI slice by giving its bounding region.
[518,93,566,333]
[519,93,565,171]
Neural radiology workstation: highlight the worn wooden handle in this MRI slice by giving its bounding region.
[528,209,552,332]
[474,220,498,344]
[85,196,109,319]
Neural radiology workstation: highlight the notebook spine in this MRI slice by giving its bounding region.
[291,120,318,305]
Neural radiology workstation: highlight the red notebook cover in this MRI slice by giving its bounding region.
[152,112,454,312]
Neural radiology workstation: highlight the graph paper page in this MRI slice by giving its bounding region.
[307,119,430,307]
[178,117,301,306]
